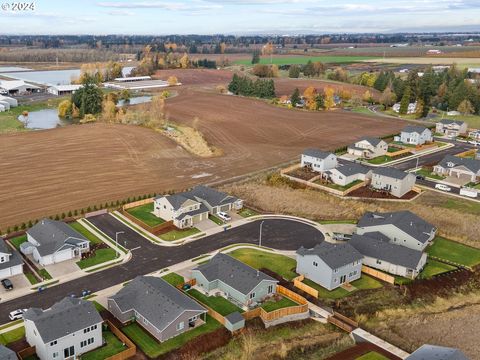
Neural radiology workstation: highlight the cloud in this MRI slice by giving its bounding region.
[97,1,221,11]
[106,9,135,16]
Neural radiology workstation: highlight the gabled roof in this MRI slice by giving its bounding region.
[225,311,244,325]
[357,137,384,147]
[194,253,277,295]
[349,233,425,269]
[0,80,40,90]
[0,239,22,271]
[0,237,11,256]
[331,163,371,177]
[160,194,196,211]
[297,242,363,270]
[302,149,335,160]
[176,203,209,220]
[110,276,205,332]
[24,297,102,344]
[27,219,89,256]
[0,345,16,360]
[373,167,411,180]
[357,211,435,244]
[438,119,465,126]
[437,155,480,173]
[184,185,239,207]
[407,344,468,360]
[402,125,430,135]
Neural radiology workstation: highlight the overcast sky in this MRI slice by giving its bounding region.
[1,0,479,35]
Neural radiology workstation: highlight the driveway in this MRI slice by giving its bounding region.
[44,260,80,279]
[195,219,219,232]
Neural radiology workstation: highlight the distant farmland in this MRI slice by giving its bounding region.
[234,55,377,66]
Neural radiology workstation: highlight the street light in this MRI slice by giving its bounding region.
[115,231,124,257]
[259,221,265,248]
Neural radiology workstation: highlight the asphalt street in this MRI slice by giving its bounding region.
[0,215,324,323]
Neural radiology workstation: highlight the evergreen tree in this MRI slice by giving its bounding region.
[288,65,301,78]
[290,88,301,106]
[303,60,315,77]
[399,87,411,114]
[251,49,260,64]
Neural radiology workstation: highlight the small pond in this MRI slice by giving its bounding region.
[116,95,152,107]
[18,109,69,130]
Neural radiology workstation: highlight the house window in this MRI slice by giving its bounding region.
[249,292,256,299]
[177,321,185,331]
[88,338,94,345]
[53,352,58,358]
[353,270,357,275]
[0,257,4,263]
[81,340,87,348]
[64,346,75,358]
[313,261,318,267]
[334,278,338,283]
[189,315,198,322]
[334,269,338,273]
[143,318,148,325]
[268,285,274,294]
[376,259,382,265]
[50,340,57,346]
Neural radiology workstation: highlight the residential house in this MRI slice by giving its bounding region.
[301,149,338,172]
[325,163,372,187]
[108,276,206,342]
[371,167,416,198]
[407,344,468,360]
[347,137,388,159]
[469,129,480,141]
[296,242,363,290]
[433,155,480,183]
[24,297,103,360]
[399,126,433,145]
[0,237,23,278]
[356,211,436,251]
[436,119,468,137]
[191,253,278,307]
[0,345,17,360]
[349,233,427,279]
[0,80,40,95]
[393,102,417,114]
[154,185,243,229]
[24,219,90,266]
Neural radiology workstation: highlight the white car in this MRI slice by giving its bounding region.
[216,212,231,222]
[468,140,479,146]
[9,308,28,321]
[435,184,452,192]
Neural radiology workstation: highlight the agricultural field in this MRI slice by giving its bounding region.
[366,56,480,69]
[234,56,377,66]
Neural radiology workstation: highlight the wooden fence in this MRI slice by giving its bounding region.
[362,266,395,284]
[292,275,319,298]
[176,278,197,290]
[17,346,36,360]
[328,316,355,333]
[120,208,174,235]
[123,198,154,210]
[386,148,411,157]
[105,320,137,360]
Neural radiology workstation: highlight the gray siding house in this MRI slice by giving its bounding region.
[301,149,338,172]
[24,297,103,360]
[326,163,372,187]
[371,167,416,198]
[407,344,468,360]
[349,233,427,279]
[356,211,436,251]
[435,119,468,137]
[191,253,278,307]
[399,126,433,145]
[296,242,363,290]
[108,276,206,343]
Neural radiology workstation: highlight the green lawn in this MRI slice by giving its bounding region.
[356,351,389,360]
[367,152,411,165]
[122,315,221,358]
[302,275,382,300]
[318,219,357,225]
[25,272,39,285]
[415,168,446,180]
[209,214,224,226]
[427,237,480,267]
[261,297,298,312]
[92,301,106,312]
[234,55,376,66]
[9,234,27,250]
[76,248,117,269]
[418,260,456,279]
[82,331,127,360]
[161,273,185,287]
[159,227,201,241]
[323,179,363,191]
[442,198,480,215]
[228,248,297,280]
[238,208,259,218]
[188,289,243,316]
[69,222,103,245]
[126,203,165,227]
[38,269,52,280]
[0,326,25,345]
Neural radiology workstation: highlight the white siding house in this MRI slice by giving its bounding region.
[435,120,468,137]
[399,126,433,145]
[371,167,416,198]
[301,149,338,172]
[326,163,372,187]
[347,137,388,159]
[0,238,23,278]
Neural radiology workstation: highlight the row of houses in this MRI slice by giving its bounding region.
[296,210,436,290]
[433,155,480,183]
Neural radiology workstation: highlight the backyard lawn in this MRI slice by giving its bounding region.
[356,351,389,360]
[159,227,201,241]
[188,289,243,316]
[82,331,127,360]
[161,273,185,287]
[427,237,480,267]
[418,259,456,279]
[122,315,221,358]
[261,297,297,312]
[9,234,27,250]
[0,326,25,345]
[316,180,363,191]
[126,203,165,227]
[76,248,117,269]
[70,222,103,245]
[228,249,297,280]
[302,275,382,300]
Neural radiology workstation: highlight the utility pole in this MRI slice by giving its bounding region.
[259,221,265,248]
[115,231,124,257]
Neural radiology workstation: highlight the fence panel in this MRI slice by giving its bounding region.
[105,320,137,360]
[333,311,358,328]
[328,317,354,332]
[277,285,308,305]
[176,279,197,290]
[123,198,154,210]
[293,276,319,299]
[361,266,395,284]
[17,346,36,360]
[120,209,174,234]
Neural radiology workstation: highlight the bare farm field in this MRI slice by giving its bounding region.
[153,68,236,86]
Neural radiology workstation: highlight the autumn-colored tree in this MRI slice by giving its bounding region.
[324,87,335,110]
[415,99,425,119]
[380,87,396,107]
[219,42,226,54]
[167,76,178,86]
[270,64,279,78]
[458,99,474,115]
[363,90,373,104]
[58,100,72,118]
[303,86,318,110]
[339,89,352,101]
[102,99,117,122]
[179,53,189,69]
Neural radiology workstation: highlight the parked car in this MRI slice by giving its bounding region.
[460,187,478,198]
[9,309,28,321]
[468,140,479,146]
[435,184,452,192]
[416,174,426,180]
[1,279,13,291]
[217,212,231,222]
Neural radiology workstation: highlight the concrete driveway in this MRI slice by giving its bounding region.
[0,274,31,295]
[44,260,80,278]
[195,219,219,232]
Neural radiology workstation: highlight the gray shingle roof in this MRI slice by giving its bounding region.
[194,253,278,295]
[438,119,465,126]
[225,311,244,324]
[402,125,429,135]
[176,204,209,220]
[0,345,16,360]
[185,185,239,207]
[407,345,469,360]
[110,276,205,332]
[357,211,435,244]
[373,167,411,180]
[437,155,480,173]
[302,149,334,160]
[162,194,193,211]
[349,233,425,269]
[26,219,89,256]
[358,137,384,147]
[297,242,363,270]
[0,248,22,271]
[24,297,102,343]
[0,238,11,256]
[334,163,371,177]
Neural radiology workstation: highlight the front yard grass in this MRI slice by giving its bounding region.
[123,315,221,358]
[318,219,357,225]
[427,237,480,267]
[161,273,185,287]
[76,248,117,269]
[209,214,225,226]
[38,269,52,280]
[228,248,297,280]
[415,168,446,180]
[238,208,259,218]
[92,301,106,312]
[125,203,165,227]
[0,326,25,345]
[159,227,200,241]
[302,275,382,300]
[261,297,298,312]
[9,234,27,250]
[188,289,244,315]
[69,221,103,245]
[418,259,456,279]
[356,351,389,360]
[82,331,127,360]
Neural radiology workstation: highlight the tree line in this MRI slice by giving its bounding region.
[228,74,275,98]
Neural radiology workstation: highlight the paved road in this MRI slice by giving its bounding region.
[0,215,324,323]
